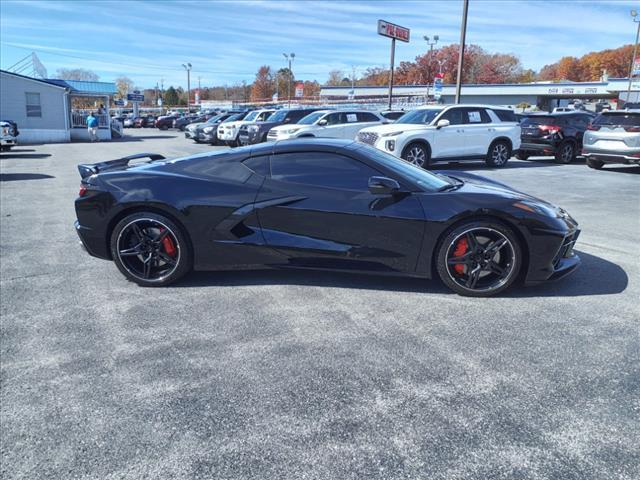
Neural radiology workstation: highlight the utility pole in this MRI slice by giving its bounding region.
[423,35,439,101]
[182,63,192,111]
[626,10,640,105]
[455,0,469,104]
[283,53,295,108]
[388,38,396,110]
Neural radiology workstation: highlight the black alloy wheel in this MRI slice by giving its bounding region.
[437,221,521,297]
[402,142,430,168]
[110,213,191,286]
[486,141,511,167]
[555,141,575,164]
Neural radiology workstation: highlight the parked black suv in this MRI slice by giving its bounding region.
[238,108,325,146]
[517,111,595,163]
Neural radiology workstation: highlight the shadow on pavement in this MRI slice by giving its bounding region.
[1,153,51,159]
[174,250,626,297]
[114,135,178,142]
[601,166,640,174]
[434,159,565,171]
[0,173,55,182]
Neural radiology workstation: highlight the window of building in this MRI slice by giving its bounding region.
[26,92,42,117]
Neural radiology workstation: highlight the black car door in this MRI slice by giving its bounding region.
[253,151,425,273]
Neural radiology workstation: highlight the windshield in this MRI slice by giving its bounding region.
[206,114,225,124]
[594,112,640,126]
[298,111,326,125]
[357,144,451,192]
[395,109,443,125]
[267,110,288,122]
[243,111,260,122]
[224,113,243,123]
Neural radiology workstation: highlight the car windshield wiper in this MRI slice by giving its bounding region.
[436,174,464,192]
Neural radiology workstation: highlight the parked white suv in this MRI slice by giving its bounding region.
[267,110,386,141]
[357,105,521,168]
[218,109,275,146]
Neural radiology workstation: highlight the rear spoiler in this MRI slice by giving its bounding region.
[77,153,165,179]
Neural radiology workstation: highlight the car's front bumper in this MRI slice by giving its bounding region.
[1,137,17,146]
[239,130,264,145]
[524,227,581,285]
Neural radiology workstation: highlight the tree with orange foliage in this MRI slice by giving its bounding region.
[251,65,275,102]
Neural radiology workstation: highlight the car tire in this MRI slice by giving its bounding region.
[515,151,529,160]
[401,142,431,168]
[486,140,511,167]
[110,212,192,287]
[555,141,575,164]
[587,158,604,170]
[436,220,522,297]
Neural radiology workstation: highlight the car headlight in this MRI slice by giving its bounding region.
[1,127,8,136]
[513,200,558,217]
[248,125,260,132]
[203,126,213,133]
[285,128,300,134]
[380,131,405,137]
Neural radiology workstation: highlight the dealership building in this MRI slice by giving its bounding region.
[320,78,636,110]
[0,70,117,143]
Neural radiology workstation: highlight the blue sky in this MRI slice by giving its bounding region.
[0,0,635,89]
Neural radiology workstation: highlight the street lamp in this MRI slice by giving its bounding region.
[626,10,640,105]
[423,34,439,101]
[182,63,192,111]
[283,53,295,108]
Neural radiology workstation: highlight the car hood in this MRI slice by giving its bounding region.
[270,124,313,133]
[188,122,206,130]
[220,120,245,129]
[360,123,429,135]
[436,170,560,208]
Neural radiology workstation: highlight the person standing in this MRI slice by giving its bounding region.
[86,112,99,142]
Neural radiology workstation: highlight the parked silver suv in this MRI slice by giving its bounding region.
[583,110,640,169]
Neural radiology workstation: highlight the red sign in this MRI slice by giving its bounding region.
[295,82,304,98]
[377,19,410,43]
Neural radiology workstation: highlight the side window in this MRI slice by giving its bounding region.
[357,112,380,122]
[26,92,42,117]
[464,108,490,124]
[439,108,465,125]
[324,113,343,125]
[270,152,381,190]
[243,155,270,176]
[345,113,359,123]
[493,109,517,122]
[289,110,308,122]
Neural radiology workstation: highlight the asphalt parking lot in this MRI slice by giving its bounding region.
[1,128,638,479]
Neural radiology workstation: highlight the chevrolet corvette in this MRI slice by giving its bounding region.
[75,139,580,296]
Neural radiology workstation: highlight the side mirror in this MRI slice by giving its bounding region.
[436,119,450,129]
[318,119,328,126]
[368,176,401,195]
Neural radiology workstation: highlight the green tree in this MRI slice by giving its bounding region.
[164,86,179,106]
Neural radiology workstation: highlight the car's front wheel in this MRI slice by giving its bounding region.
[586,158,604,170]
[486,140,511,167]
[401,142,430,168]
[110,212,192,287]
[436,220,522,297]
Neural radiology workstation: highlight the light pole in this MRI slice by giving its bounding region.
[626,10,640,105]
[283,53,295,108]
[182,63,192,111]
[423,34,439,101]
[455,0,469,104]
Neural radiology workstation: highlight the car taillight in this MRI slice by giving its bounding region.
[79,185,88,197]
[624,126,640,132]
[539,125,561,134]
[586,124,600,131]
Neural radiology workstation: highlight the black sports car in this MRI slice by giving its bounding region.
[74,139,580,296]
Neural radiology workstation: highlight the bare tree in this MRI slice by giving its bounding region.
[55,68,99,81]
[115,76,134,99]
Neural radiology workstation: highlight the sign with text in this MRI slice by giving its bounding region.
[295,82,304,98]
[377,19,410,42]
[633,56,640,76]
[127,93,144,102]
[433,76,443,100]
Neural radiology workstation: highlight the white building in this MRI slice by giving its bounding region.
[0,70,117,143]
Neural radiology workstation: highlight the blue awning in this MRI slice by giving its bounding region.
[45,79,117,95]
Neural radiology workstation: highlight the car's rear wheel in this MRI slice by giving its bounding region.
[436,220,522,297]
[486,140,511,167]
[402,142,430,168]
[587,158,604,170]
[110,212,192,287]
[555,141,575,164]
[515,151,529,160]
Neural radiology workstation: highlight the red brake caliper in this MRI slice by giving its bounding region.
[160,228,177,257]
[452,238,468,275]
